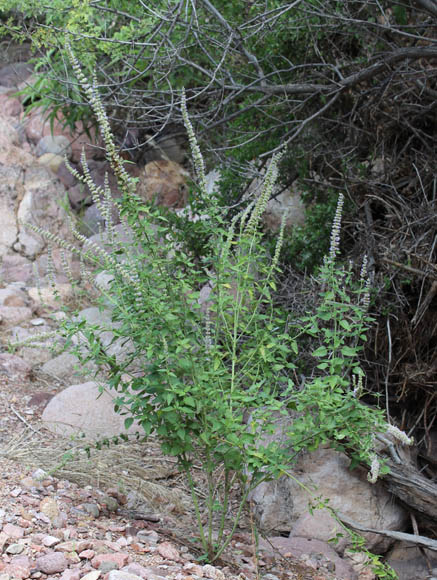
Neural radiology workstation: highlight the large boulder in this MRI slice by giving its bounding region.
[248,413,407,554]
[42,381,140,439]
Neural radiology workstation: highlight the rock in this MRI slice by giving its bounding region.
[0,115,20,149]
[289,509,350,554]
[60,569,81,580]
[261,537,357,580]
[143,135,186,164]
[136,531,158,546]
[0,143,34,168]
[41,381,139,439]
[3,524,25,539]
[263,184,305,232]
[5,543,24,555]
[202,564,225,580]
[250,442,406,552]
[38,153,64,173]
[81,503,100,518]
[39,497,60,523]
[9,323,59,366]
[91,553,129,570]
[40,352,87,381]
[56,161,79,190]
[183,563,204,577]
[80,572,101,580]
[102,496,119,513]
[68,185,90,210]
[0,165,23,254]
[121,564,151,579]
[385,541,437,580]
[42,536,61,548]
[136,160,189,209]
[0,254,33,284]
[0,94,23,117]
[0,62,33,88]
[36,552,68,574]
[23,107,65,143]
[28,285,74,309]
[108,572,141,580]
[0,354,32,380]
[81,203,120,237]
[15,166,73,259]
[35,136,72,159]
[0,306,33,327]
[157,542,180,562]
[35,247,81,284]
[72,307,135,364]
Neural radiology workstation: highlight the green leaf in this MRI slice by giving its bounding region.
[312,346,328,357]
[341,346,357,357]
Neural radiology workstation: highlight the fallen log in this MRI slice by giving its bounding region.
[382,458,437,521]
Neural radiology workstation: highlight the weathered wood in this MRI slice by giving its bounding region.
[338,513,437,552]
[382,459,437,520]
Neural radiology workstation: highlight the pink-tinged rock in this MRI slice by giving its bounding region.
[3,524,25,539]
[0,354,32,380]
[91,554,129,570]
[290,509,349,554]
[42,536,61,548]
[36,552,68,574]
[137,160,189,209]
[0,254,33,284]
[60,568,81,580]
[202,565,225,580]
[121,563,151,579]
[56,541,92,553]
[42,382,139,439]
[79,550,95,560]
[0,306,33,327]
[262,537,357,580]
[4,562,31,579]
[23,107,64,143]
[183,563,204,577]
[0,531,9,551]
[157,542,180,562]
[0,94,23,116]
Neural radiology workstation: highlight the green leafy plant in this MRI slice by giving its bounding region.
[25,47,413,565]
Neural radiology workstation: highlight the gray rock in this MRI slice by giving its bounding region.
[386,541,437,580]
[40,352,87,381]
[81,502,100,518]
[35,136,72,159]
[41,381,140,439]
[0,353,32,380]
[0,62,33,88]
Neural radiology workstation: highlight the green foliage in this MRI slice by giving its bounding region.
[26,53,409,568]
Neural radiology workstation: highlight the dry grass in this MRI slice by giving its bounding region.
[0,429,189,512]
